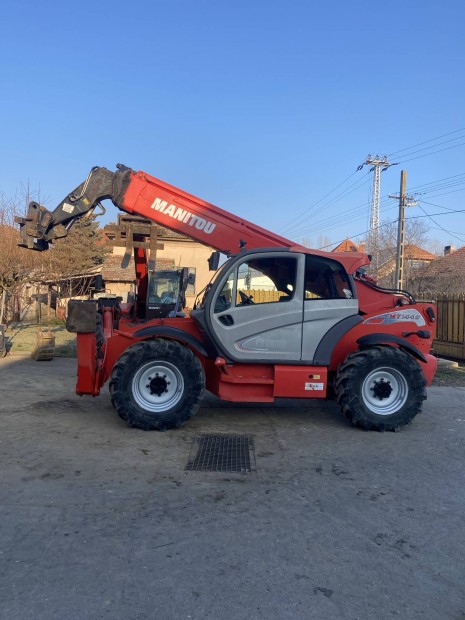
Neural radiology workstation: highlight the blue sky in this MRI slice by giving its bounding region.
[1,0,464,251]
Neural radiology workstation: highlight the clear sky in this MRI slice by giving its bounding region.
[1,0,464,251]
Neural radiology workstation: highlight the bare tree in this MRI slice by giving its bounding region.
[300,235,332,250]
[423,238,444,257]
[0,192,46,322]
[366,217,432,288]
[0,185,108,323]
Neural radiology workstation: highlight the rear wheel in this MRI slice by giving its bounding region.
[335,346,426,431]
[109,339,205,431]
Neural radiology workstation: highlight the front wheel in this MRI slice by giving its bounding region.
[335,346,426,431]
[109,339,205,431]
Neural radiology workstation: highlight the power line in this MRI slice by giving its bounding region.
[387,127,465,157]
[291,191,401,239]
[282,171,370,235]
[389,136,465,161]
[419,187,465,200]
[286,128,465,244]
[393,140,465,164]
[292,179,465,240]
[281,170,359,235]
[409,171,465,191]
[417,198,465,213]
[316,207,465,251]
[416,205,465,243]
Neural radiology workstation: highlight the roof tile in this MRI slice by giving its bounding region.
[423,246,465,277]
[101,255,175,282]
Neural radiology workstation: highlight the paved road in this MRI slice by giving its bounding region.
[0,356,464,619]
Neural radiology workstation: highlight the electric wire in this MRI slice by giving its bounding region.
[416,205,465,244]
[285,128,465,244]
[392,136,465,160]
[418,198,465,213]
[387,127,465,157]
[297,174,465,240]
[393,141,465,165]
[287,174,371,238]
[290,194,397,240]
[282,171,369,236]
[408,172,465,192]
[280,169,359,235]
[316,208,465,251]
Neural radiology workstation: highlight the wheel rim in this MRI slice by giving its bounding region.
[361,367,409,416]
[132,361,184,412]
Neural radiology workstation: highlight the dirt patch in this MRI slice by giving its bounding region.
[32,399,83,411]
[432,363,465,387]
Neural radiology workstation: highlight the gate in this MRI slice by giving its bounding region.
[424,294,465,361]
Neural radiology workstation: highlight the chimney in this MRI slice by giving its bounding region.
[444,245,456,256]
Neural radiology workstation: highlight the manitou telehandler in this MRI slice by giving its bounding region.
[17,164,437,432]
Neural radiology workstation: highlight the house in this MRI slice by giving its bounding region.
[18,218,216,321]
[99,254,175,300]
[332,239,364,253]
[331,238,437,290]
[102,222,215,309]
[374,244,437,289]
[414,246,465,293]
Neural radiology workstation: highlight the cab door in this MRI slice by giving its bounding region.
[301,255,359,361]
[208,252,305,362]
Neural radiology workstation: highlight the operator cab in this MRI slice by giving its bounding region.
[192,248,359,364]
[146,268,195,319]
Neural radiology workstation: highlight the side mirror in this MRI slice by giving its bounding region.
[180,267,189,291]
[94,274,105,292]
[179,268,195,289]
[208,251,220,271]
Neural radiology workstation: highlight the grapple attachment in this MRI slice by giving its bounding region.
[15,166,120,252]
[15,202,66,251]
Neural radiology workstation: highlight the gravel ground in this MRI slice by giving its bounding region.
[0,356,464,620]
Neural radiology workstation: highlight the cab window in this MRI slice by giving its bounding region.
[304,255,353,300]
[214,256,297,312]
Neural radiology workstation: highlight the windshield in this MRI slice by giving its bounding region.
[148,271,180,305]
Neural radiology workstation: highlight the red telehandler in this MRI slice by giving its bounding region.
[17,164,437,432]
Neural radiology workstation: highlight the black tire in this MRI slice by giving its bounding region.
[335,346,426,431]
[109,339,205,431]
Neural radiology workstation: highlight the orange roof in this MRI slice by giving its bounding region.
[403,245,437,261]
[332,239,360,253]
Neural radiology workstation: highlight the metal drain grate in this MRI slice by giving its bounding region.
[186,434,256,473]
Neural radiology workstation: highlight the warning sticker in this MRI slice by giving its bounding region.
[62,202,75,214]
[305,382,324,391]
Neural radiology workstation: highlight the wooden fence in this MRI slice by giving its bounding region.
[242,289,280,303]
[419,293,465,361]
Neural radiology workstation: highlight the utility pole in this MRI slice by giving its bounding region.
[389,170,417,290]
[357,155,397,271]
